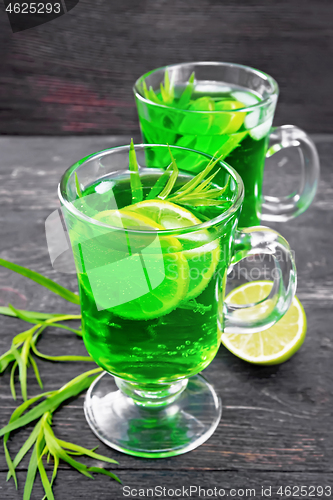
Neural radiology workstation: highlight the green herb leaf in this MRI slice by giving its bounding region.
[45,431,93,479]
[40,321,82,336]
[0,307,66,321]
[142,82,162,105]
[192,170,221,194]
[7,420,42,481]
[160,82,168,103]
[177,72,195,108]
[168,153,222,201]
[23,442,39,500]
[0,368,101,437]
[50,453,59,488]
[158,147,179,199]
[159,70,175,105]
[29,355,43,389]
[5,395,51,486]
[164,70,174,102]
[165,151,230,207]
[57,439,118,464]
[31,341,93,363]
[146,163,173,200]
[0,350,16,373]
[12,323,41,347]
[10,361,18,400]
[74,172,83,199]
[36,431,54,500]
[15,340,28,401]
[129,139,143,204]
[0,258,80,305]
[143,71,193,108]
[3,436,17,489]
[87,466,122,484]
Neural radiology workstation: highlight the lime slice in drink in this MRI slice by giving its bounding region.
[188,96,215,112]
[93,209,190,320]
[179,97,216,135]
[183,238,220,300]
[214,99,246,134]
[126,199,220,300]
[221,281,307,365]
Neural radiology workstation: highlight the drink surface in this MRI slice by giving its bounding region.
[71,170,235,384]
[137,81,274,227]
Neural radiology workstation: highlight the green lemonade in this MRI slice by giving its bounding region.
[68,169,238,385]
[136,82,274,227]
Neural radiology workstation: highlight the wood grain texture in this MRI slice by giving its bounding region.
[1,471,333,500]
[0,0,333,135]
[0,136,332,499]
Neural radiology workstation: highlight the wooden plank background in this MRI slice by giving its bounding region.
[0,0,333,135]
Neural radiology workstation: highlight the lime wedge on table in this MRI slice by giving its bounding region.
[126,199,220,300]
[222,281,307,365]
[92,208,189,320]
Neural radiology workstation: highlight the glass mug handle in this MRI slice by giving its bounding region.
[261,124,320,222]
[224,226,297,334]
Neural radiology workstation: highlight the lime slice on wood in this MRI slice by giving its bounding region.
[222,281,307,365]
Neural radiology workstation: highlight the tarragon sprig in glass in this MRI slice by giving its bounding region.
[142,70,195,108]
[127,142,230,208]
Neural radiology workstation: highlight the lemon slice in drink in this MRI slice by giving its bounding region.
[93,209,189,320]
[126,199,220,300]
[125,199,200,229]
[221,281,307,365]
[94,208,165,229]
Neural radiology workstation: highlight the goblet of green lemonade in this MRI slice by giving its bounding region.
[134,62,319,228]
[59,144,296,457]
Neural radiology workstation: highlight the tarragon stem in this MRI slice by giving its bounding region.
[74,172,83,199]
[158,147,179,199]
[0,258,80,305]
[129,138,143,203]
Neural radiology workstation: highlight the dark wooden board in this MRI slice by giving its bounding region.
[1,471,333,500]
[0,1,333,135]
[0,136,333,499]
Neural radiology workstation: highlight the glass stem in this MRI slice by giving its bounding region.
[114,377,188,408]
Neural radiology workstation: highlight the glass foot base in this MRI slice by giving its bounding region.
[84,372,222,458]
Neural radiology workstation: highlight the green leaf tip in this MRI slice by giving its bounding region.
[142,146,230,208]
[128,139,143,204]
[0,258,80,305]
[74,172,83,198]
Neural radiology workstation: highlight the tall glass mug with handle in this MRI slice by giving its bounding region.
[134,62,320,228]
[59,144,296,458]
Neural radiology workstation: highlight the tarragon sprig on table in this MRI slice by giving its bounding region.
[1,368,120,499]
[0,258,120,498]
[0,258,91,402]
[0,305,91,402]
